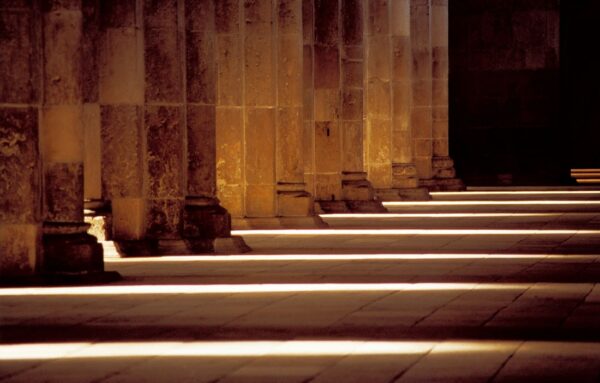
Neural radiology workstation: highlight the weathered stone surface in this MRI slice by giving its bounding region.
[303,45,313,120]
[367,36,391,80]
[144,28,182,103]
[43,8,82,105]
[0,224,38,276]
[185,0,213,33]
[245,107,275,184]
[278,0,300,34]
[277,107,303,182]
[144,0,177,30]
[392,81,411,120]
[314,45,339,89]
[99,0,135,28]
[245,184,275,217]
[341,88,362,120]
[42,0,81,12]
[215,0,239,34]
[314,89,339,121]
[368,0,389,35]
[342,0,362,44]
[278,34,303,107]
[101,105,142,198]
[216,35,242,106]
[99,27,144,104]
[314,0,338,45]
[303,120,315,174]
[0,108,39,224]
[244,0,271,35]
[315,121,341,173]
[146,199,183,239]
[43,225,103,273]
[44,162,84,222]
[0,9,40,103]
[82,0,99,103]
[342,121,363,172]
[187,105,216,196]
[392,36,411,80]
[41,105,83,163]
[216,107,243,185]
[244,36,275,106]
[315,173,341,201]
[392,0,410,36]
[366,78,391,117]
[277,190,312,216]
[112,197,146,240]
[218,184,244,217]
[145,106,183,198]
[83,104,101,200]
[187,32,215,104]
[342,60,363,88]
[367,119,392,188]
[302,0,313,44]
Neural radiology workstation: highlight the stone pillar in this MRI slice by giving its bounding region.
[41,0,103,272]
[275,0,318,225]
[0,1,42,275]
[430,0,463,190]
[309,0,384,213]
[183,0,249,252]
[410,0,435,188]
[302,0,316,207]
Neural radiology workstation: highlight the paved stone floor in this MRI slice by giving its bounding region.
[2,189,600,382]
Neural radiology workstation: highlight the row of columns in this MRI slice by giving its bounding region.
[0,0,461,276]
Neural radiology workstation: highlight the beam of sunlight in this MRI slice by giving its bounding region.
[0,340,521,360]
[431,191,600,196]
[0,282,529,297]
[382,200,600,206]
[320,213,562,218]
[232,228,600,236]
[104,253,595,263]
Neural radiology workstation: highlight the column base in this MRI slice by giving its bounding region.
[315,200,387,213]
[214,236,253,254]
[431,156,465,191]
[232,216,328,230]
[42,222,104,274]
[375,187,431,201]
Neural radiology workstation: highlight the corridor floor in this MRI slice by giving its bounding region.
[2,189,600,382]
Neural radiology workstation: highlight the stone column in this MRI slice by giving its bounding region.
[310,0,384,213]
[41,0,103,272]
[0,1,42,275]
[430,0,463,190]
[275,0,318,225]
[410,0,435,188]
[183,0,249,252]
[99,0,147,254]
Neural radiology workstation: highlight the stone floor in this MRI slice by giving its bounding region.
[2,188,600,382]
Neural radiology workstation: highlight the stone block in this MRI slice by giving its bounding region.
[342,177,375,201]
[185,0,214,33]
[433,137,449,157]
[101,105,143,199]
[244,36,275,106]
[367,35,391,80]
[0,107,39,224]
[276,107,303,183]
[343,45,363,60]
[99,0,135,28]
[414,138,432,157]
[184,201,231,239]
[367,118,392,165]
[44,162,84,222]
[302,0,313,44]
[144,28,182,103]
[216,35,242,106]
[411,49,432,79]
[0,224,39,276]
[303,45,313,120]
[99,27,144,104]
[215,0,239,34]
[0,9,40,103]
[244,0,272,35]
[431,4,448,48]
[415,157,433,179]
[410,3,430,49]
[367,0,389,35]
[314,173,342,201]
[342,88,363,120]
[278,34,303,107]
[187,105,216,196]
[217,184,244,217]
[314,45,340,89]
[146,198,183,239]
[411,107,432,138]
[412,79,432,107]
[278,0,301,35]
[145,106,184,198]
[82,1,99,104]
[342,59,363,88]
[342,121,363,172]
[111,197,147,240]
[314,89,339,121]
[42,225,103,273]
[391,0,410,37]
[392,129,413,163]
[43,9,82,105]
[432,79,448,105]
[432,47,449,79]
[216,107,243,185]
[367,78,391,117]
[342,0,363,44]
[432,114,448,135]
[144,0,177,30]
[314,0,339,45]
[277,190,312,217]
[245,184,276,217]
[41,105,83,163]
[186,31,215,104]
[393,82,411,120]
[245,107,275,184]
[315,121,341,173]
[83,104,101,200]
[392,36,411,80]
